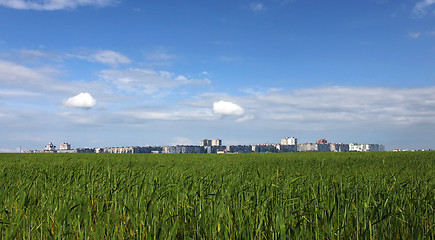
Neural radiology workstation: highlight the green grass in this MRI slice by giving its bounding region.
[0,152,434,239]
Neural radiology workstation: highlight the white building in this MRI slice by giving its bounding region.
[60,142,71,150]
[349,143,385,152]
[44,142,56,151]
[281,137,297,146]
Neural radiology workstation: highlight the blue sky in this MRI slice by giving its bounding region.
[1,0,435,152]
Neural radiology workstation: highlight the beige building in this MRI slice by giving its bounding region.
[281,137,297,146]
[330,143,349,152]
[212,139,222,146]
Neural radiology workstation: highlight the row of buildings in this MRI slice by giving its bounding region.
[281,137,385,152]
[26,137,385,154]
[22,142,99,153]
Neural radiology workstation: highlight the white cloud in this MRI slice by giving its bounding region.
[0,0,117,10]
[213,100,245,116]
[100,68,211,94]
[175,75,188,82]
[190,86,435,128]
[64,92,96,109]
[0,59,48,85]
[408,32,421,38]
[0,59,104,94]
[244,86,435,126]
[91,50,131,67]
[7,48,127,66]
[19,49,59,59]
[413,0,435,16]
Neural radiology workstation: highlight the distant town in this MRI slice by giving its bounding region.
[21,137,391,154]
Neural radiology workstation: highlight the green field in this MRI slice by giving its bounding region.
[0,152,434,239]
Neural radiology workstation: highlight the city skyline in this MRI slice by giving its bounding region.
[24,137,388,153]
[1,0,435,152]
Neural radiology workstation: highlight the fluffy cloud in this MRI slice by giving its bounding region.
[413,0,435,16]
[64,92,96,109]
[0,0,117,10]
[213,100,245,116]
[91,50,131,67]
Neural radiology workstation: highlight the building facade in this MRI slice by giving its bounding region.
[330,143,349,152]
[212,139,222,146]
[281,137,297,145]
[201,139,222,147]
[105,146,163,153]
[278,144,298,152]
[44,142,56,152]
[60,142,71,150]
[298,143,331,152]
[200,139,212,147]
[163,145,201,154]
[226,145,253,153]
[349,143,385,152]
[75,148,95,153]
[252,144,279,153]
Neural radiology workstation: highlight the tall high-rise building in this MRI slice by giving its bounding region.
[212,139,222,146]
[60,142,71,150]
[44,142,56,151]
[201,139,223,147]
[200,139,212,146]
[281,137,297,145]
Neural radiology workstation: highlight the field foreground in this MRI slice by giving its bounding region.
[0,152,434,239]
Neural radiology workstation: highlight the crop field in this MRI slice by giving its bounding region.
[0,152,434,239]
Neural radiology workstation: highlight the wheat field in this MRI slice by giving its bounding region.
[0,152,433,239]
